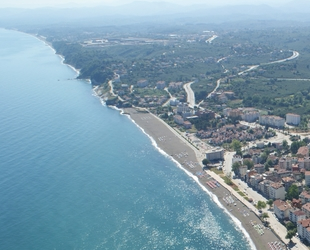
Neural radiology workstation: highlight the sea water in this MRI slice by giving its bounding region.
[0,29,252,250]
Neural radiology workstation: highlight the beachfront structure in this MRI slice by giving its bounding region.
[289,209,306,224]
[297,219,310,242]
[273,200,291,220]
[205,148,224,161]
[286,113,301,126]
[269,182,285,200]
[259,115,285,128]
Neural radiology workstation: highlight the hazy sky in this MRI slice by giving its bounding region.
[1,0,292,8]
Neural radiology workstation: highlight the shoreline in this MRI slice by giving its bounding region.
[122,107,285,250]
[28,31,284,249]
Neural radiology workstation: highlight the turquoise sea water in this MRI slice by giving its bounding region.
[0,29,253,250]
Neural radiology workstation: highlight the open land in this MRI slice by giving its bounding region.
[124,107,284,250]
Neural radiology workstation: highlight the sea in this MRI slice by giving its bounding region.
[0,28,253,250]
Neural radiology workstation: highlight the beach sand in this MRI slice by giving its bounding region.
[124,107,284,250]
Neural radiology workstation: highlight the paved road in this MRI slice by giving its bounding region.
[183,81,195,108]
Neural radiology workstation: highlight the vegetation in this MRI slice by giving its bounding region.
[286,184,300,200]
[257,201,267,210]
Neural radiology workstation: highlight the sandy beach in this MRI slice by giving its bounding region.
[124,107,285,250]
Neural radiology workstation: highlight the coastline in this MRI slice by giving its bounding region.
[30,31,284,249]
[122,107,284,250]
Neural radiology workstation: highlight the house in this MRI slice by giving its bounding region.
[289,209,306,224]
[298,146,309,158]
[274,200,291,219]
[183,121,192,129]
[174,115,184,125]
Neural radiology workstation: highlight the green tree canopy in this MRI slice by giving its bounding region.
[243,159,254,170]
[267,199,273,209]
[257,200,267,210]
[232,162,241,175]
[286,184,299,200]
[202,158,210,167]
[231,139,242,152]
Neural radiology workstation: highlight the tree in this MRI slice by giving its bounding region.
[286,184,299,200]
[243,159,254,170]
[282,140,288,150]
[257,200,267,210]
[285,229,297,243]
[267,199,273,209]
[202,159,210,168]
[286,222,296,231]
[261,212,269,221]
[231,139,242,153]
[232,162,241,175]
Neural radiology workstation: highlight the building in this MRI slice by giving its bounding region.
[289,209,306,224]
[302,203,310,218]
[279,157,292,170]
[242,111,260,123]
[137,79,149,88]
[174,115,184,125]
[274,200,291,219]
[297,146,309,158]
[300,191,310,205]
[281,176,295,191]
[306,171,310,187]
[254,164,265,174]
[297,219,310,241]
[269,182,285,200]
[286,113,301,126]
[259,115,285,128]
[156,81,166,89]
[205,148,224,161]
[183,121,192,129]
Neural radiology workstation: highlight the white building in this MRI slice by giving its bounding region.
[274,200,291,219]
[242,111,260,122]
[269,182,286,200]
[297,219,310,242]
[286,113,301,126]
[289,209,306,224]
[205,148,224,161]
[259,115,285,128]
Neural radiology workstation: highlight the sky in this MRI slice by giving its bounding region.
[0,0,292,8]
